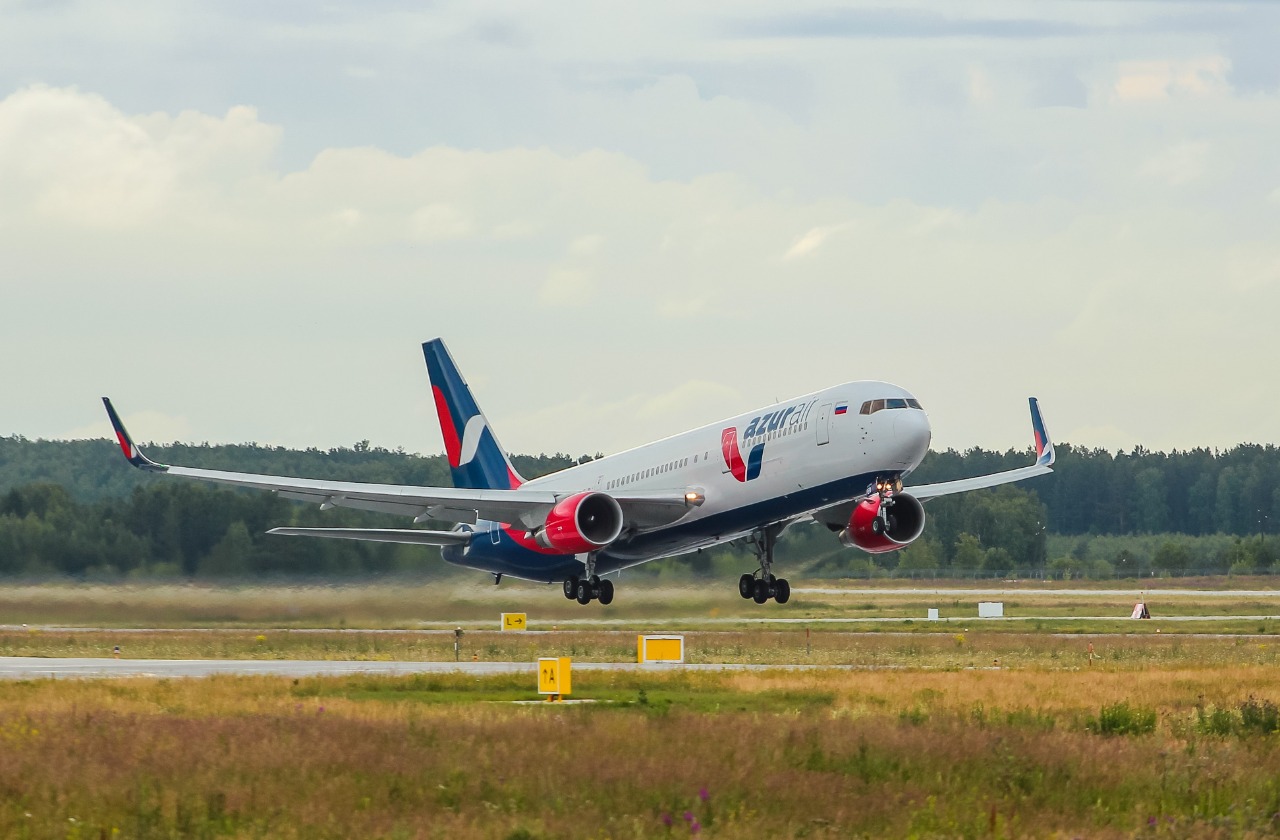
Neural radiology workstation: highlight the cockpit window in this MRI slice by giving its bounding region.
[859,397,924,415]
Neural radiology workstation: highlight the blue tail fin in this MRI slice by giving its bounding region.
[422,339,526,490]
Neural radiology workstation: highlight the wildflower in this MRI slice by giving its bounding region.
[690,820,701,834]
[683,811,694,823]
[661,813,672,827]
[698,787,709,802]
[1147,816,1157,827]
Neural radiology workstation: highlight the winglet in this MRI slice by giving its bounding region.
[1029,397,1054,467]
[101,398,168,473]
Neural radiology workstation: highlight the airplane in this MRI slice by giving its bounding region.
[103,338,1054,606]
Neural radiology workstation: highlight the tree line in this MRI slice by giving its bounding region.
[1,434,1279,578]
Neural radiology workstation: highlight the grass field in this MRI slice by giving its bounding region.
[4,582,1280,838]
[0,579,1277,629]
[3,667,1280,838]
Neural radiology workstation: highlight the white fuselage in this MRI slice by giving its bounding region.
[446,381,932,580]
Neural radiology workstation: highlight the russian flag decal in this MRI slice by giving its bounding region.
[834,403,848,415]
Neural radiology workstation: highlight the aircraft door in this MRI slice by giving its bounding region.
[816,403,831,445]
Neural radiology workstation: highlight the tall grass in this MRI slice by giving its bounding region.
[2,580,1278,629]
[2,668,1280,837]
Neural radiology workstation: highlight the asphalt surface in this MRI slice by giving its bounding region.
[794,587,1280,597]
[0,657,878,680]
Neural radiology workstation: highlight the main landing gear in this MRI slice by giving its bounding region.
[738,524,790,605]
[563,553,614,606]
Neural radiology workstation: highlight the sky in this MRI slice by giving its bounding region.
[2,1,1279,460]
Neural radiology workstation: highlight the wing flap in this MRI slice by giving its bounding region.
[165,464,558,525]
[612,488,706,530]
[267,527,471,546]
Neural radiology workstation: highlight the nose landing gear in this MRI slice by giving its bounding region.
[737,524,791,604]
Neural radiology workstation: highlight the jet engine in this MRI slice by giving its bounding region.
[533,491,625,554]
[838,493,926,553]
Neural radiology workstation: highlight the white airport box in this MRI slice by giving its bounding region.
[978,602,1004,618]
[927,608,939,621]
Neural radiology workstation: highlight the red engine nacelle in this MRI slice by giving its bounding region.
[838,493,926,553]
[533,491,625,554]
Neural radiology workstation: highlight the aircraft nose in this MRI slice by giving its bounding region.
[892,410,931,467]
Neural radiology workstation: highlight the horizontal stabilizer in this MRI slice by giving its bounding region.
[267,527,472,546]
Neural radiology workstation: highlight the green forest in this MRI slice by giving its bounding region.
[1,434,1278,579]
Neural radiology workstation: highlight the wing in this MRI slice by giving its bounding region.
[102,398,700,532]
[904,397,1054,500]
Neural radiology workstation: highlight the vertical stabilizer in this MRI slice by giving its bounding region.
[422,339,526,490]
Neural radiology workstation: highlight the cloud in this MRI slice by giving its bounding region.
[1112,57,1231,102]
[1138,141,1211,186]
[410,204,473,241]
[539,267,594,306]
[0,85,278,230]
[784,222,853,260]
[3,81,1280,456]
[729,9,1091,41]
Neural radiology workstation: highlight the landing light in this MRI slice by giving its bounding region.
[684,491,705,507]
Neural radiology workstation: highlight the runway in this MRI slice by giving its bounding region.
[5,612,1280,635]
[0,657,873,680]
[794,587,1280,597]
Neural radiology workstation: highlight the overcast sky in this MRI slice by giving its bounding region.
[2,1,1278,460]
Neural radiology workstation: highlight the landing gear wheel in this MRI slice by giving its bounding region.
[575,579,593,605]
[563,576,578,599]
[746,523,790,605]
[598,579,615,605]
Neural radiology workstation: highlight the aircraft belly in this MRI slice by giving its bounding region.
[438,453,887,580]
[601,469,881,563]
